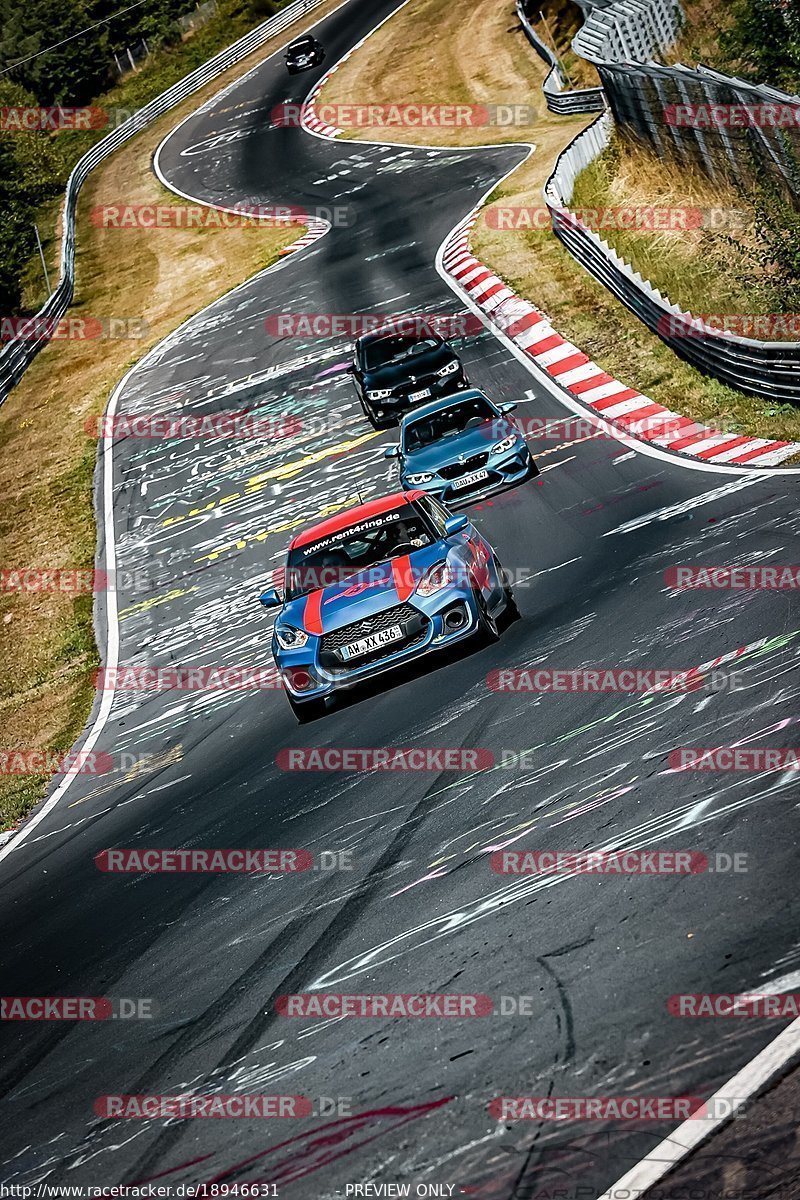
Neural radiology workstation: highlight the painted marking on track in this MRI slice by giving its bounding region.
[66,746,184,808]
[195,494,364,562]
[162,433,380,526]
[119,587,198,619]
[603,475,764,534]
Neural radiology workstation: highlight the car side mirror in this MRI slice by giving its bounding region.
[383,444,400,458]
[345,364,356,374]
[259,588,282,609]
[444,514,469,537]
[500,401,517,413]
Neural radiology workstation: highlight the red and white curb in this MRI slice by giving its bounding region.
[278,214,330,255]
[442,213,800,467]
[303,73,344,137]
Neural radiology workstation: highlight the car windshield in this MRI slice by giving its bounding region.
[285,503,435,598]
[403,396,498,452]
[363,334,440,370]
[289,38,314,51]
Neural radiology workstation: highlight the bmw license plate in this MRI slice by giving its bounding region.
[408,388,431,402]
[452,469,489,490]
[340,624,404,660]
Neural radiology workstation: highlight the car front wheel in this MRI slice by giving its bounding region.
[472,584,500,645]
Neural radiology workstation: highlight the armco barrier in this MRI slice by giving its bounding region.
[515,0,604,115]
[544,110,800,405]
[533,0,800,405]
[0,0,325,408]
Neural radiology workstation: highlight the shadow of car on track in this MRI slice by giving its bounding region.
[294,600,523,723]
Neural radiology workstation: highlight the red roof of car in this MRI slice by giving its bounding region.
[290,490,425,549]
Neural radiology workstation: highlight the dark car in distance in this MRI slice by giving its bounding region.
[348,327,469,429]
[284,36,325,73]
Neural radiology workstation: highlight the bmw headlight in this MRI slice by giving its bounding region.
[405,472,435,485]
[491,434,518,455]
[436,359,460,378]
[367,388,393,400]
[275,624,309,650]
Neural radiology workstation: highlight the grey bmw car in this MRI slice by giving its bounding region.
[385,389,539,506]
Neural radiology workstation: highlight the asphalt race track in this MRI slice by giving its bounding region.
[1,0,799,1194]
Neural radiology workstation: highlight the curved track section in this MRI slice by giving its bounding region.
[1,0,799,1195]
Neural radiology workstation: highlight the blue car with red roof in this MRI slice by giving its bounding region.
[259,490,518,721]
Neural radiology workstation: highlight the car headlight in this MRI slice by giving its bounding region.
[275,624,309,650]
[416,561,452,596]
[436,360,460,377]
[405,472,435,485]
[491,434,519,455]
[367,388,393,400]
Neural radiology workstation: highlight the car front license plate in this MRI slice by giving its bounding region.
[340,623,404,660]
[452,469,489,490]
[408,388,431,402]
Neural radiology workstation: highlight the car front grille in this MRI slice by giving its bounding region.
[438,452,490,480]
[321,602,420,653]
[395,372,439,396]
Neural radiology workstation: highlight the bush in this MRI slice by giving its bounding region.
[718,0,800,91]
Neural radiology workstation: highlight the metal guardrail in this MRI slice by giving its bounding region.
[573,0,683,66]
[544,111,800,405]
[0,0,324,407]
[515,0,604,115]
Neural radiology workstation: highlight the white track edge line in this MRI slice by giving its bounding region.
[0,1,355,866]
[596,1018,800,1199]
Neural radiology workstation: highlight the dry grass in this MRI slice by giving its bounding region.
[530,0,600,91]
[0,0,348,832]
[320,0,591,149]
[570,140,773,318]
[664,0,733,68]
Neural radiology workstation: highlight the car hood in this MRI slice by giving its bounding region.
[402,418,514,471]
[279,542,449,635]
[363,344,454,387]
